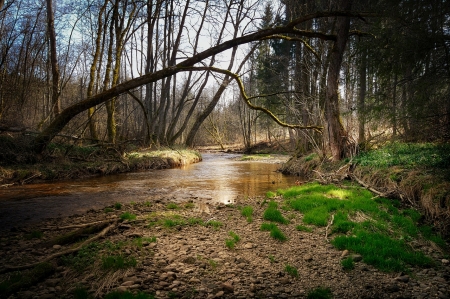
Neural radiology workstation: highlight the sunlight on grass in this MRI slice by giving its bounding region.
[275,182,446,273]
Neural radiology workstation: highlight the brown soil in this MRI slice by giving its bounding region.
[1,196,449,299]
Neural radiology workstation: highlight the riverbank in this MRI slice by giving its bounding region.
[0,145,202,187]
[280,142,450,238]
[0,183,449,299]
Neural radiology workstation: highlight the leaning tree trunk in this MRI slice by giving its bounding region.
[324,0,353,161]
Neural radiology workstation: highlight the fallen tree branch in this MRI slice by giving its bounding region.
[0,220,118,274]
[350,174,386,197]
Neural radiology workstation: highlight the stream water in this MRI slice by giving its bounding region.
[0,153,298,230]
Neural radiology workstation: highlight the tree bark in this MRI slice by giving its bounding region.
[46,0,60,116]
[324,0,353,161]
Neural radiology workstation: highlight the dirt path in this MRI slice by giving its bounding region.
[1,195,449,299]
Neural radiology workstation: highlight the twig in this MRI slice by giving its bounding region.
[41,219,115,231]
[325,214,335,242]
[0,220,118,274]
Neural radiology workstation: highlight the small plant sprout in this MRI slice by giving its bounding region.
[225,231,241,250]
[167,202,179,210]
[208,259,218,269]
[285,264,299,278]
[240,205,254,222]
[114,202,122,210]
[120,212,137,220]
[268,255,276,263]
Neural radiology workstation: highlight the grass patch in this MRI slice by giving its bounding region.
[268,255,276,263]
[101,255,137,270]
[353,142,450,169]
[225,231,240,249]
[266,191,277,198]
[332,231,433,272]
[263,201,289,224]
[276,182,444,273]
[296,225,313,233]
[184,202,195,209]
[61,242,100,272]
[260,222,287,241]
[114,203,122,210]
[104,207,114,213]
[205,220,222,229]
[307,287,333,299]
[341,257,355,271]
[120,212,137,221]
[284,264,298,278]
[240,205,254,222]
[167,203,179,210]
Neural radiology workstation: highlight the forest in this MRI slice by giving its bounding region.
[0,0,448,158]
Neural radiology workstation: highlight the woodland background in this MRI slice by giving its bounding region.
[0,0,449,157]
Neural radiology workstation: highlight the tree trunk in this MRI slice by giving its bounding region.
[358,47,366,145]
[46,0,60,116]
[324,0,352,161]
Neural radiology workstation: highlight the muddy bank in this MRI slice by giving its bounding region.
[0,149,202,186]
[1,197,449,299]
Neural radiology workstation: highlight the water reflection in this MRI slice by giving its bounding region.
[0,153,297,229]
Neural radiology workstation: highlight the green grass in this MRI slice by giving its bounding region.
[205,220,222,229]
[341,257,355,271]
[307,287,333,299]
[120,212,137,220]
[104,207,114,213]
[284,264,298,278]
[296,225,313,233]
[332,231,433,272]
[208,259,218,269]
[240,206,254,222]
[260,222,287,241]
[114,203,122,210]
[61,242,100,272]
[266,191,277,198]
[167,203,180,210]
[184,202,195,209]
[225,239,236,249]
[225,231,240,250]
[101,255,137,270]
[268,254,276,263]
[275,182,445,273]
[263,201,289,224]
[353,142,450,169]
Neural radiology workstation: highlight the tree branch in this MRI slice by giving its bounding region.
[180,66,323,132]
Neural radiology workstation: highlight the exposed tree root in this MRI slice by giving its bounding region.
[0,220,118,274]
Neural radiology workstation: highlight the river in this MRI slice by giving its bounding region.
[0,153,298,230]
